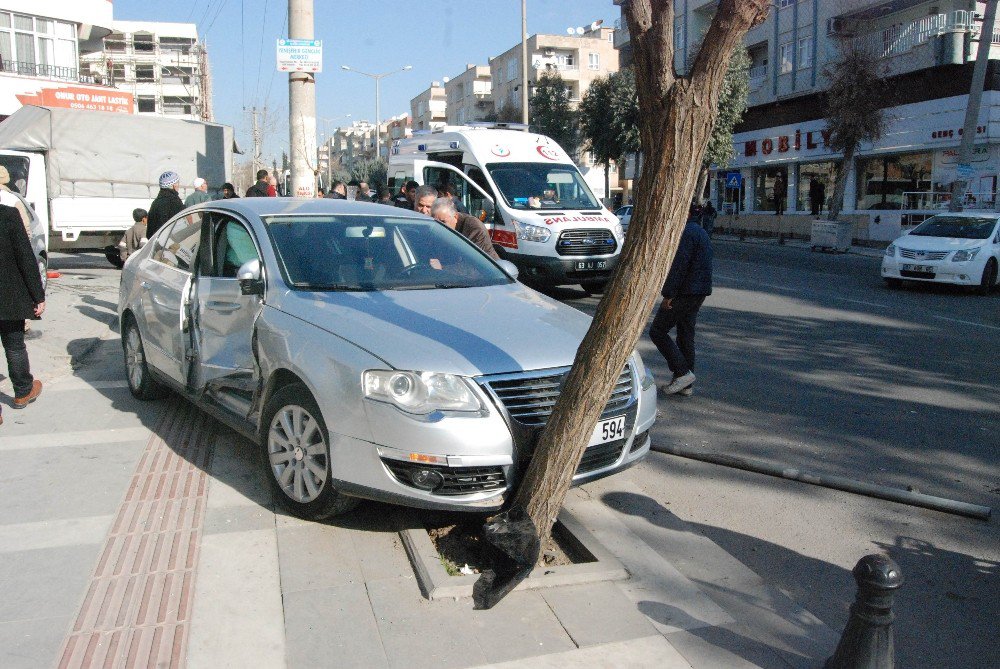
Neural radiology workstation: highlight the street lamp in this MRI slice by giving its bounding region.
[341,64,412,159]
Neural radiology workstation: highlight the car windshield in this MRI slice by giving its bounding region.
[486,162,600,211]
[909,216,997,239]
[264,214,511,291]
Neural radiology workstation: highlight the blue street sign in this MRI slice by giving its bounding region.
[725,172,743,189]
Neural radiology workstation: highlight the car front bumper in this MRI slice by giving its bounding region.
[881,256,987,286]
[499,249,619,286]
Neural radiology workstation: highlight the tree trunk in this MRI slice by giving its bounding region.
[827,144,855,222]
[507,0,771,557]
[604,161,611,207]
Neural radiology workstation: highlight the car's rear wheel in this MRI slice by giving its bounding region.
[884,277,903,289]
[977,258,998,296]
[122,316,168,400]
[262,383,358,520]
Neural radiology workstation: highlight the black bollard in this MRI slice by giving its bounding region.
[826,554,903,669]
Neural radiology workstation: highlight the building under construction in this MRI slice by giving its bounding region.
[79,21,211,121]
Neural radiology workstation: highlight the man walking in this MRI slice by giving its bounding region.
[146,171,185,239]
[649,217,713,396]
[773,173,786,216]
[246,169,271,197]
[185,177,212,207]
[0,203,45,426]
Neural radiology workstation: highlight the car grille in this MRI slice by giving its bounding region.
[381,459,506,496]
[899,248,948,260]
[485,365,634,427]
[577,438,627,474]
[556,228,618,256]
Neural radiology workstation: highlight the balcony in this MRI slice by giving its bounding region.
[749,64,767,90]
[0,59,101,85]
[849,10,996,60]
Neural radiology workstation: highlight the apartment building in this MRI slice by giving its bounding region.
[0,0,128,119]
[79,21,210,121]
[330,120,379,173]
[615,0,1000,240]
[444,64,493,125]
[410,81,447,131]
[489,22,619,116]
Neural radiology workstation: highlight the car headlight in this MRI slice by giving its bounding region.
[512,220,552,243]
[884,244,896,258]
[633,351,654,390]
[363,370,482,414]
[952,247,981,262]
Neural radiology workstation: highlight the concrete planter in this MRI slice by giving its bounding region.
[400,508,628,600]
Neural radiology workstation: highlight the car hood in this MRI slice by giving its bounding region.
[894,234,989,251]
[276,283,591,377]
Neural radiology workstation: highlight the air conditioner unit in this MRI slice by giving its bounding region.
[544,49,555,57]
[826,17,847,36]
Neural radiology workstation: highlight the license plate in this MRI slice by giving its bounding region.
[589,415,626,446]
[902,264,934,272]
[575,260,608,271]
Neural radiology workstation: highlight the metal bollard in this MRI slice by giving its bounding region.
[826,554,904,669]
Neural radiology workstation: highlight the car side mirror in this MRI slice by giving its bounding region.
[496,259,519,280]
[237,258,264,295]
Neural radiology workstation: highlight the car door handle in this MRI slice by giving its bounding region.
[207,301,241,312]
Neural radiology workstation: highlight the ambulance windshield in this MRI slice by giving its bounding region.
[486,162,601,211]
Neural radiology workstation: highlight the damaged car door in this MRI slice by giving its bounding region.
[187,211,264,417]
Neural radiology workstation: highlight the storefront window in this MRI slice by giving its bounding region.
[797,161,839,214]
[856,152,932,210]
[753,166,788,212]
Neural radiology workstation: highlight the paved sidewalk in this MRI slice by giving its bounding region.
[711,233,887,258]
[0,255,840,668]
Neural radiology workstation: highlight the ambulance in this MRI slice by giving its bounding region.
[388,123,623,292]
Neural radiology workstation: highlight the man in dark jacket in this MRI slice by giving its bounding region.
[246,169,271,197]
[649,219,713,396]
[146,171,185,239]
[395,180,418,209]
[430,198,499,259]
[0,203,45,426]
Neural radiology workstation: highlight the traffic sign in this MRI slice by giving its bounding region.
[725,172,743,189]
[277,39,322,72]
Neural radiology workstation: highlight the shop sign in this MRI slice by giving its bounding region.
[940,146,990,164]
[930,125,985,140]
[743,128,832,158]
[15,86,133,113]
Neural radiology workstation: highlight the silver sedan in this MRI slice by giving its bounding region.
[118,198,656,519]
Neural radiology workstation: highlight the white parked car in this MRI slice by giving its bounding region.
[614,205,633,231]
[881,213,1000,294]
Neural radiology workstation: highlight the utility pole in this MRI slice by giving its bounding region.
[521,0,529,125]
[250,106,262,175]
[950,0,997,212]
[288,0,317,198]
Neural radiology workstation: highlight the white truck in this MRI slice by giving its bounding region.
[389,124,623,292]
[0,105,235,253]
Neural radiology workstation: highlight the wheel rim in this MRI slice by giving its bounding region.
[125,326,144,390]
[268,404,328,503]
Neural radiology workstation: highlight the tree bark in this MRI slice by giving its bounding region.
[509,0,771,545]
[827,145,854,222]
[695,166,710,205]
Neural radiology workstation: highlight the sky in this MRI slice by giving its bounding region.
[110,0,623,165]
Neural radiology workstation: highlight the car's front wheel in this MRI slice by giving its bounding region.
[262,383,358,520]
[977,258,998,296]
[122,316,168,400]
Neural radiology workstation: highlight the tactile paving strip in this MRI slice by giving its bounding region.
[56,399,216,669]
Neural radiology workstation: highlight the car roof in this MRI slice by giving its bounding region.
[926,212,1000,219]
[199,197,426,221]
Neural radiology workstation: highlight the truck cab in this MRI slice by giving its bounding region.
[389,124,624,291]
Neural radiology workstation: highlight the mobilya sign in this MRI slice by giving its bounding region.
[743,128,832,157]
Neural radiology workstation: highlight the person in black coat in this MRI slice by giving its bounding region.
[245,169,271,197]
[146,171,185,239]
[0,203,45,425]
[649,219,713,396]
